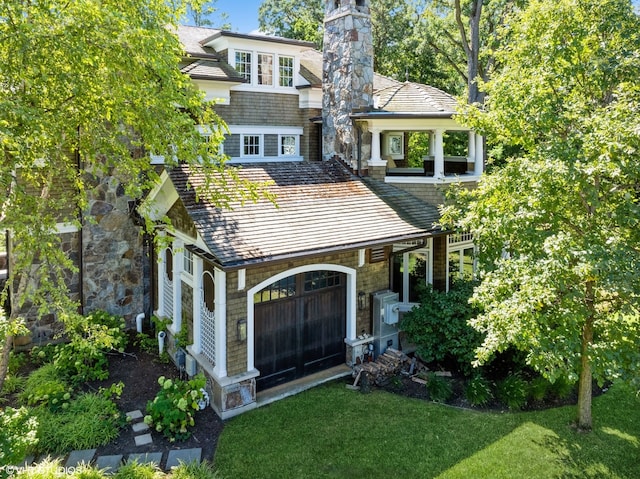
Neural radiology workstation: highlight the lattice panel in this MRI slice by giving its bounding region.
[200,296,216,366]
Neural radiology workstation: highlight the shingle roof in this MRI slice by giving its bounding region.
[374,82,458,114]
[168,160,440,268]
[180,59,244,82]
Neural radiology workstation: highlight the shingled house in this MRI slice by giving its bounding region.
[141,0,484,418]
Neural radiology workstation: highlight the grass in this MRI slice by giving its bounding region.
[214,381,640,479]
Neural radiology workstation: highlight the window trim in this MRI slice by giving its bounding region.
[241,133,262,157]
[278,134,299,157]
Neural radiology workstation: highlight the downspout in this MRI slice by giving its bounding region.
[76,127,84,314]
[356,123,362,177]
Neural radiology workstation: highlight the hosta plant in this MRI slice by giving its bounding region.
[144,374,207,441]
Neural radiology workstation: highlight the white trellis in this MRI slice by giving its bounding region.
[201,295,216,366]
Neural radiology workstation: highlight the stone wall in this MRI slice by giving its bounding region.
[322,0,373,168]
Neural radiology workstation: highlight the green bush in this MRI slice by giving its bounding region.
[19,363,73,411]
[0,406,39,467]
[53,310,128,384]
[529,376,552,402]
[400,279,482,376]
[145,375,207,441]
[33,392,123,454]
[1,373,27,396]
[548,376,575,400]
[465,375,493,407]
[496,375,528,410]
[427,373,453,403]
[113,460,162,479]
[170,460,220,479]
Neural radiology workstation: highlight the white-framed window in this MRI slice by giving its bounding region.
[448,233,476,288]
[279,56,294,87]
[242,134,261,157]
[183,248,193,276]
[258,53,274,86]
[279,134,298,156]
[392,242,432,303]
[235,50,252,81]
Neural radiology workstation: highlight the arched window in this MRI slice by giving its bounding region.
[202,271,215,312]
[165,247,173,281]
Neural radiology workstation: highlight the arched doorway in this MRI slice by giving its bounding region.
[253,270,346,390]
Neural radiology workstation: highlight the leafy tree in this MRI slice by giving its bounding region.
[258,0,324,46]
[0,0,264,391]
[186,0,231,29]
[443,0,640,430]
[418,0,525,103]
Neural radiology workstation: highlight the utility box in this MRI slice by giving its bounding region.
[372,290,400,357]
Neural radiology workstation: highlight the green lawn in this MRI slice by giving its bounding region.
[214,381,640,479]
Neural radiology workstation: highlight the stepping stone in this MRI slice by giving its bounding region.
[95,454,123,474]
[134,433,153,446]
[65,449,96,468]
[127,452,163,466]
[165,448,202,469]
[132,422,149,433]
[126,410,144,421]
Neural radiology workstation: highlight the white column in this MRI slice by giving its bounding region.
[429,132,436,156]
[171,240,183,333]
[346,271,357,341]
[368,127,385,166]
[474,133,484,175]
[157,248,166,317]
[434,129,445,179]
[214,268,227,378]
[191,256,203,354]
[468,131,476,172]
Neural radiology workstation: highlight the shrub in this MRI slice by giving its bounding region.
[33,392,123,454]
[12,457,65,479]
[0,406,39,467]
[170,460,220,479]
[529,376,552,402]
[19,363,73,411]
[145,375,207,441]
[400,279,482,376]
[53,310,127,384]
[465,375,493,407]
[426,373,453,403]
[549,376,575,400]
[1,373,27,396]
[496,375,528,410]
[113,460,162,479]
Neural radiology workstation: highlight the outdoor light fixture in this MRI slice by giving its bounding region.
[358,291,366,310]
[237,319,247,342]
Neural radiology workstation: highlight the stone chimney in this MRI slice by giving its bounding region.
[322,0,374,169]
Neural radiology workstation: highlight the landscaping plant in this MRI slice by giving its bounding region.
[400,279,482,376]
[465,374,493,407]
[426,373,453,403]
[0,406,38,468]
[496,375,528,410]
[145,374,207,441]
[19,363,73,411]
[33,392,123,454]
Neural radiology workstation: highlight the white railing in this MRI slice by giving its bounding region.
[200,296,216,366]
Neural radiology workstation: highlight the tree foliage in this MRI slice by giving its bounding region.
[258,0,324,46]
[0,0,265,388]
[443,0,640,429]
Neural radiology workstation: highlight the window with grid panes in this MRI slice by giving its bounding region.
[242,134,261,156]
[235,51,251,80]
[258,53,273,85]
[280,135,296,156]
[279,56,294,87]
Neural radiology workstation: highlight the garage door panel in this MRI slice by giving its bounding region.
[255,271,346,391]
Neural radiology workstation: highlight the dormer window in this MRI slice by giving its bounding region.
[235,51,251,81]
[279,56,294,87]
[232,49,296,89]
[258,54,274,86]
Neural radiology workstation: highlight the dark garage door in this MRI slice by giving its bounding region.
[254,270,346,391]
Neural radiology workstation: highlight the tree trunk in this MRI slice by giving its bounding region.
[577,281,595,431]
[0,333,13,393]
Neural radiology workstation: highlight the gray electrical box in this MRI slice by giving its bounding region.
[372,290,400,357]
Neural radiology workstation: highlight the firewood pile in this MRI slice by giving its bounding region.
[352,348,411,386]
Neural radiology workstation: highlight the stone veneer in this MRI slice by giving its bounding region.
[322,0,374,169]
[11,169,151,347]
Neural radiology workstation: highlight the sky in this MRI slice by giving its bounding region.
[213,0,263,33]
